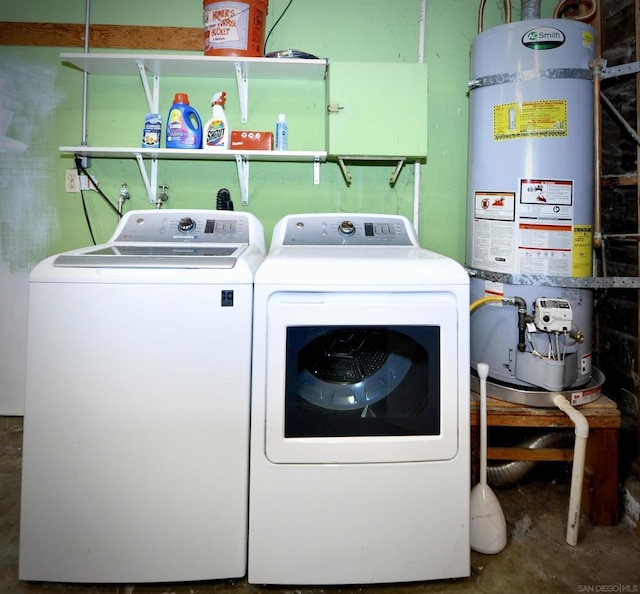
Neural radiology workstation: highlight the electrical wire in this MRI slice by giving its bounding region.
[263,0,294,55]
[74,154,121,245]
[74,155,122,218]
[525,328,543,358]
[80,189,97,246]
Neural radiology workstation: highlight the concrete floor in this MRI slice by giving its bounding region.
[2,415,640,594]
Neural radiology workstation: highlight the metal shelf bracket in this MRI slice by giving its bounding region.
[313,157,321,184]
[235,62,249,124]
[337,157,406,187]
[134,152,158,203]
[390,159,406,185]
[135,60,159,113]
[337,157,352,185]
[235,154,250,205]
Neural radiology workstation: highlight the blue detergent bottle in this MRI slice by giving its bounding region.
[166,93,202,149]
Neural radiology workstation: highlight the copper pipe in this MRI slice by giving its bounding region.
[478,0,487,34]
[478,0,511,34]
[553,0,597,20]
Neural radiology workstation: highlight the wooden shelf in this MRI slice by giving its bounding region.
[470,394,621,526]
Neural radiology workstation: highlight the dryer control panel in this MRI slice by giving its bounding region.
[278,214,417,246]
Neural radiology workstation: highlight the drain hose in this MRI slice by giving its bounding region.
[487,430,573,487]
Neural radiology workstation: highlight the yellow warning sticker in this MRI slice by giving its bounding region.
[572,224,592,277]
[494,100,568,141]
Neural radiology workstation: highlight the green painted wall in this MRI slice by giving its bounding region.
[1,0,558,263]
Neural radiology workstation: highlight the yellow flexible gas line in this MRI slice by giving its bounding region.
[470,295,504,313]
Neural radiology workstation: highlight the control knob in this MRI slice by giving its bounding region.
[338,220,356,236]
[178,217,196,232]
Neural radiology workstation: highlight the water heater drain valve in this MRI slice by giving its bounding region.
[533,298,573,333]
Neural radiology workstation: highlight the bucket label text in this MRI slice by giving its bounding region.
[204,1,249,49]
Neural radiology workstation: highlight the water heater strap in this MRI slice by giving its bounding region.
[469,68,592,90]
[467,267,640,290]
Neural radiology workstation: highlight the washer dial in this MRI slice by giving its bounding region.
[338,220,356,236]
[178,217,196,233]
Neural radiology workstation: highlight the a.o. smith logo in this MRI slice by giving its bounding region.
[522,27,565,50]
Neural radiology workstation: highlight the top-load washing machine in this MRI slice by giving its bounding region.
[248,213,470,586]
[20,209,265,584]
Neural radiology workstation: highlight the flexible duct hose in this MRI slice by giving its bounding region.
[521,0,541,19]
[487,430,573,487]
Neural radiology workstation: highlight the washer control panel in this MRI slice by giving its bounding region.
[280,214,416,246]
[112,210,251,244]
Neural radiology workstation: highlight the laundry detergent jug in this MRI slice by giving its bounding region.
[166,93,202,149]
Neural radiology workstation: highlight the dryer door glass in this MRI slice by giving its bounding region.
[285,325,440,438]
[263,291,463,464]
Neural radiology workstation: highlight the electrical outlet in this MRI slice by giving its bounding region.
[65,169,80,193]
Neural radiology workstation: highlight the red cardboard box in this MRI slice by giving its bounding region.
[230,130,273,150]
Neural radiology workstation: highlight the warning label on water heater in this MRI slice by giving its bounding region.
[494,100,568,140]
[471,179,591,277]
[517,179,576,276]
[471,192,517,273]
[520,179,573,219]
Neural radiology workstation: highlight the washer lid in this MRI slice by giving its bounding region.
[54,244,246,269]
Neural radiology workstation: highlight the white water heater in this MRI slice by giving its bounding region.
[467,18,596,391]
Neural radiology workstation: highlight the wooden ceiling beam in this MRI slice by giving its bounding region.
[0,22,202,51]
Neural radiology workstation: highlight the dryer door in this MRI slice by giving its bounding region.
[264,291,464,464]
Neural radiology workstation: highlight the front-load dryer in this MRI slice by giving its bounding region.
[20,209,265,584]
[248,213,470,586]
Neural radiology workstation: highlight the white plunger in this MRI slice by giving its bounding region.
[470,363,507,554]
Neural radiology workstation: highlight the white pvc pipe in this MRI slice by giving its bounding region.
[413,0,427,234]
[478,362,489,483]
[417,0,426,64]
[81,0,91,147]
[413,162,421,234]
[553,394,590,546]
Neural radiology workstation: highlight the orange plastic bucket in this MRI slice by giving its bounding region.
[203,0,268,57]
